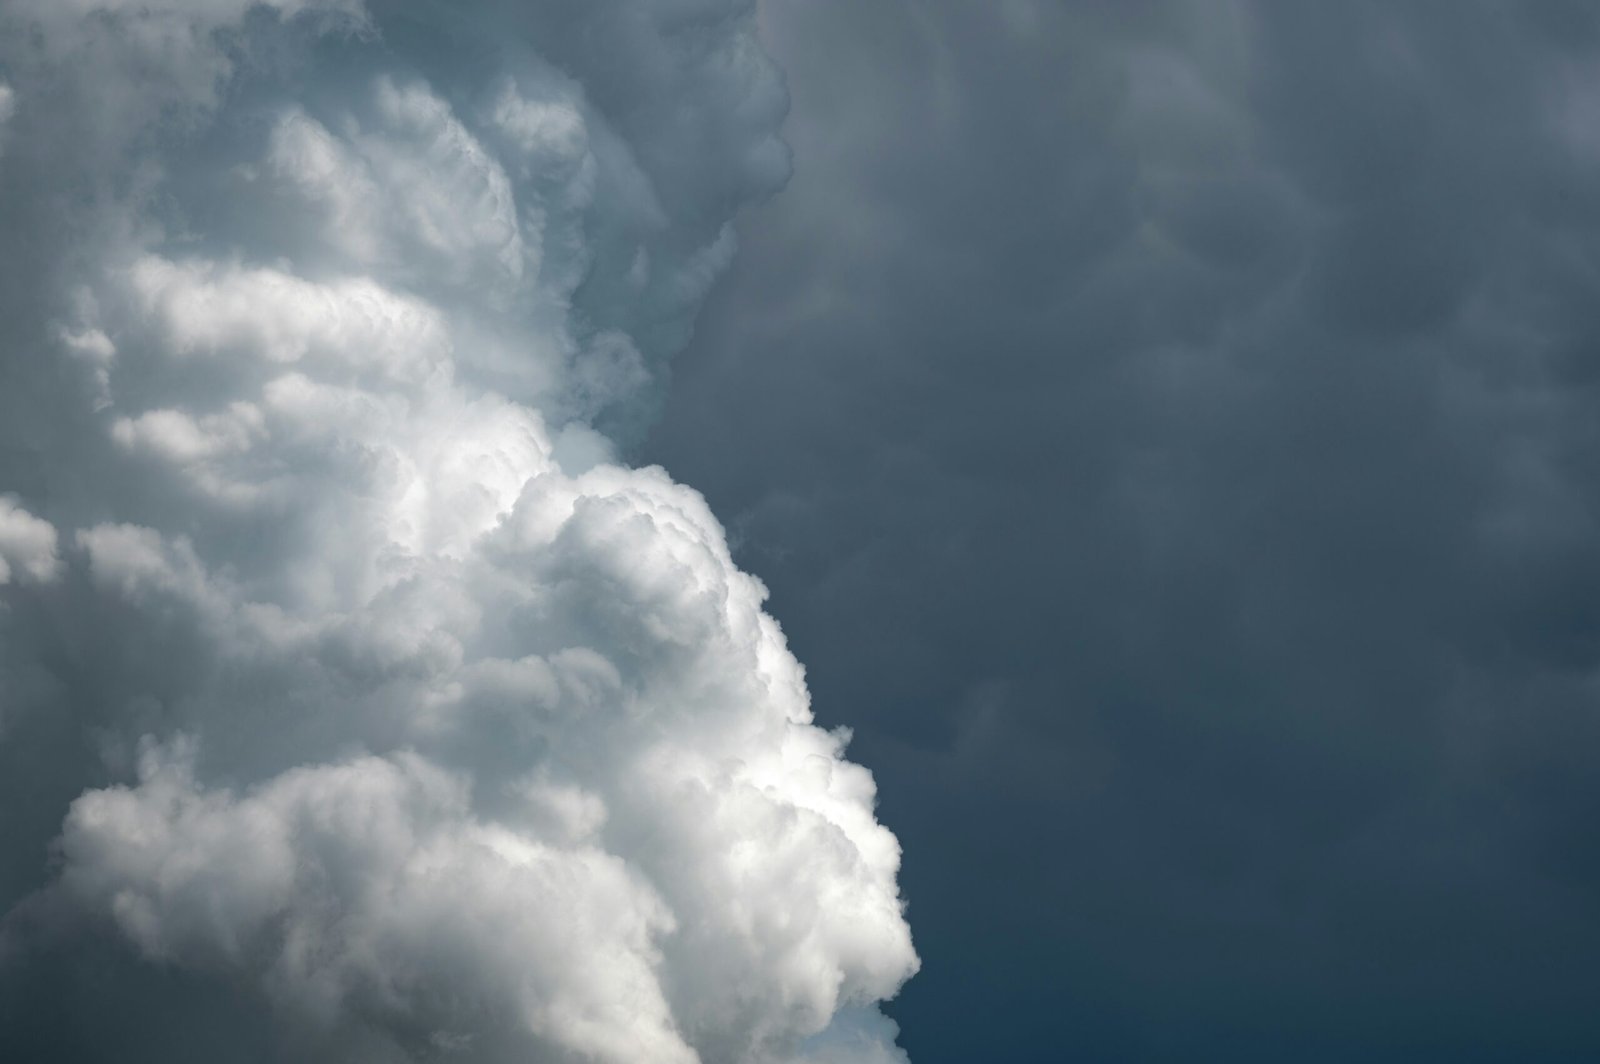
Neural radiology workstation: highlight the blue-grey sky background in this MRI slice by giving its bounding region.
[648,2,1600,1060]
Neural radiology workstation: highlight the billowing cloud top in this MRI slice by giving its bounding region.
[0,2,916,1061]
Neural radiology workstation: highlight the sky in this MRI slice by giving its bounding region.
[644,2,1600,1061]
[4,1,1600,1062]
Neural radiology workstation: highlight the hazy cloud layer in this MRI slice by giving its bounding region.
[0,2,914,1061]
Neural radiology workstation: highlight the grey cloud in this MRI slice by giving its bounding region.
[646,2,1600,1060]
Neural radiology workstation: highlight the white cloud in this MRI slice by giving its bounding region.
[61,742,697,1064]
[129,256,453,382]
[0,0,912,1060]
[0,497,61,586]
[265,82,528,290]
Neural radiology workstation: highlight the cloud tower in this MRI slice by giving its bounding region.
[0,3,918,1061]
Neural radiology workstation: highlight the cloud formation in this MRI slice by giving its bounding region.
[0,498,60,587]
[0,2,915,1061]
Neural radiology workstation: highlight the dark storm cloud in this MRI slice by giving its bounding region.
[646,2,1600,1059]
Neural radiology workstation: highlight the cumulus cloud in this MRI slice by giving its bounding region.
[0,1,916,1061]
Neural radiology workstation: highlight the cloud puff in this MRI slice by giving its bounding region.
[59,742,695,1064]
[0,497,60,586]
[0,1,915,1061]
